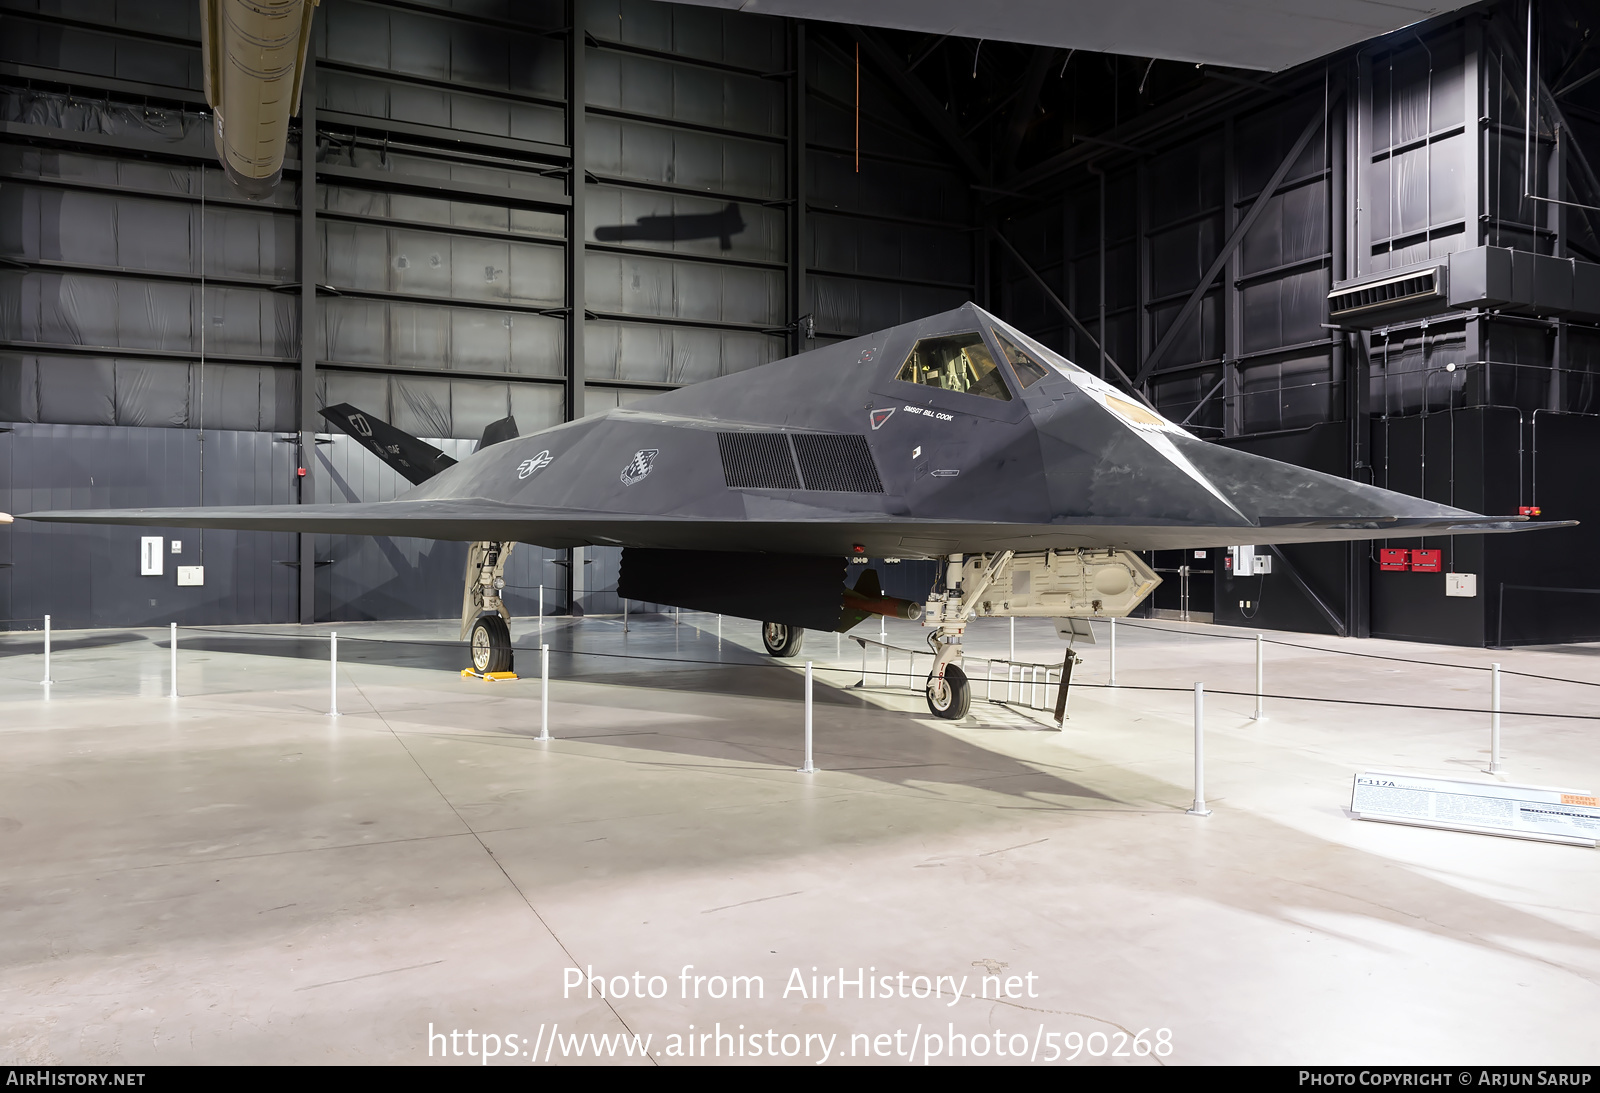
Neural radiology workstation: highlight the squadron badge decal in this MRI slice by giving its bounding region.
[621,449,659,486]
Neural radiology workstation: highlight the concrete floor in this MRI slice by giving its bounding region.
[1,611,1597,1065]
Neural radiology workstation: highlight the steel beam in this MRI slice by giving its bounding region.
[1133,104,1327,387]
[565,1,587,615]
[1000,48,1054,179]
[565,6,586,425]
[790,22,809,355]
[298,57,318,625]
[848,28,990,184]
[1267,545,1348,638]
[1334,89,1369,639]
[989,229,1149,402]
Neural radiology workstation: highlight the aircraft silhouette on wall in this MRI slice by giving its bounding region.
[594,202,747,250]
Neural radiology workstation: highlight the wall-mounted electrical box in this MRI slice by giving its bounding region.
[177,566,205,587]
[1254,553,1272,574]
[1410,549,1442,573]
[1229,545,1256,576]
[1445,572,1477,598]
[140,537,164,576]
[1380,548,1409,571]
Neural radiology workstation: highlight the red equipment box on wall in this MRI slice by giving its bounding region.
[1379,548,1410,571]
[1410,549,1442,572]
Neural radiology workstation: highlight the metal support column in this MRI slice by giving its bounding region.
[1334,87,1369,638]
[297,56,318,625]
[789,22,808,356]
[565,2,587,614]
[1222,115,1241,438]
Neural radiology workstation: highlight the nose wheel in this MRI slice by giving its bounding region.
[925,663,971,719]
[469,615,513,674]
[761,622,805,658]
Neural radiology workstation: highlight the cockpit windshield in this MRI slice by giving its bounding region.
[895,332,1012,401]
[989,320,1089,379]
[993,331,1050,388]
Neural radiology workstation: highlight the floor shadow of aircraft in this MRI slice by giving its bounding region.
[164,618,1122,804]
[169,625,875,706]
[594,203,746,250]
[0,631,151,657]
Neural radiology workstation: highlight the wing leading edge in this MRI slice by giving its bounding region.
[16,499,1568,556]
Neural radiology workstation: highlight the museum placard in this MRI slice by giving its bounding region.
[1351,770,1600,847]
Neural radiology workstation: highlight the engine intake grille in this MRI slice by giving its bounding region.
[792,433,885,493]
[717,432,884,493]
[717,432,800,489]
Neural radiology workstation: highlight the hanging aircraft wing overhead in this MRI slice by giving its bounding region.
[21,304,1572,556]
[663,0,1476,72]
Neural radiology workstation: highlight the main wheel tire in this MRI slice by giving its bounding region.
[926,663,971,720]
[761,621,805,658]
[469,614,513,674]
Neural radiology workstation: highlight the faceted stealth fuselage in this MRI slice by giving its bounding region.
[22,303,1541,553]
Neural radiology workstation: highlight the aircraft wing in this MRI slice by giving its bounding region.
[16,498,1565,556]
[13,302,1580,557]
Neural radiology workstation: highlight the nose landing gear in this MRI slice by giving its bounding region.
[925,662,971,719]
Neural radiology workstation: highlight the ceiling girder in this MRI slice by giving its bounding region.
[1133,102,1328,387]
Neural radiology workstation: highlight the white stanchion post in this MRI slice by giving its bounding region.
[169,622,178,699]
[1187,683,1211,816]
[798,661,815,773]
[1487,662,1504,774]
[538,584,544,632]
[1252,633,1266,721]
[1010,617,1016,663]
[329,631,339,716]
[41,614,52,685]
[860,638,867,686]
[1109,616,1117,686]
[539,643,550,741]
[675,605,680,627]
[622,597,628,633]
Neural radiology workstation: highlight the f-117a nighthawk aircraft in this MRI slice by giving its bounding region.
[17,303,1562,718]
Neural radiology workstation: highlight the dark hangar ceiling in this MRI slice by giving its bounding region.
[672,0,1480,71]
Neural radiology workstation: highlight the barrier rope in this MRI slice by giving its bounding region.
[129,621,1600,723]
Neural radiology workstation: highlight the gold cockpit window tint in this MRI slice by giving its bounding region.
[994,331,1050,389]
[895,332,1012,401]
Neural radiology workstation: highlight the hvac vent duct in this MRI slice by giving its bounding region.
[717,433,884,493]
[1328,248,1600,329]
[1328,267,1443,324]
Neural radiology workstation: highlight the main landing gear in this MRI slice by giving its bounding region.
[462,540,515,674]
[470,614,513,674]
[761,621,805,658]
